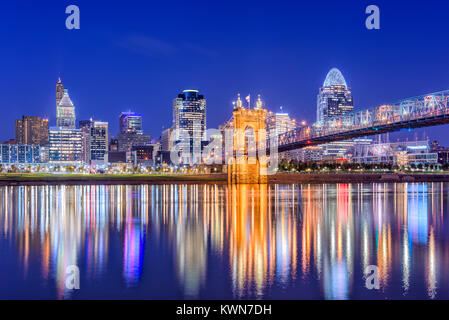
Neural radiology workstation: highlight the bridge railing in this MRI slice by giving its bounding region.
[271,89,449,150]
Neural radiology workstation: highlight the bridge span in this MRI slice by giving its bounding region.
[272,89,449,153]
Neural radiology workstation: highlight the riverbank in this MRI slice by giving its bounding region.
[270,172,449,184]
[1,172,449,186]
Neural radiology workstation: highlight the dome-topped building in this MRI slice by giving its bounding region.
[317,68,353,124]
[323,68,347,88]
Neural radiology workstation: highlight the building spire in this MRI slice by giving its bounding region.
[256,94,262,109]
[236,93,243,109]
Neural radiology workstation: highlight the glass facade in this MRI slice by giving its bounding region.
[0,144,40,164]
[48,127,82,163]
[56,89,76,129]
[119,112,143,134]
[172,89,207,163]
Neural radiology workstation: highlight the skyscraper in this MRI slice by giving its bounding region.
[317,68,354,159]
[56,89,76,129]
[172,89,207,163]
[15,116,49,145]
[116,111,150,152]
[317,68,353,124]
[56,78,64,108]
[119,112,143,134]
[90,121,109,164]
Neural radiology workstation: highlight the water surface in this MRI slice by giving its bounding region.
[0,183,447,299]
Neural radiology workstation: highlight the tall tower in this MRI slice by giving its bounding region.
[317,68,353,124]
[56,78,64,108]
[172,89,207,164]
[229,94,268,184]
[317,68,354,159]
[56,89,76,129]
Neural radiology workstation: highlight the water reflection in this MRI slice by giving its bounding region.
[0,182,448,299]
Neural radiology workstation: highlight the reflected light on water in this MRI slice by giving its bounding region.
[0,182,448,299]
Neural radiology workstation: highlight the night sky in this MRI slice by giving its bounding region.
[1,0,449,144]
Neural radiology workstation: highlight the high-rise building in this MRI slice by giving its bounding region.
[317,68,353,124]
[79,120,93,164]
[119,112,143,134]
[79,120,109,165]
[90,121,109,164]
[56,78,64,108]
[172,89,207,163]
[15,116,49,145]
[56,89,76,129]
[48,127,82,163]
[117,133,151,152]
[266,108,297,140]
[317,68,354,159]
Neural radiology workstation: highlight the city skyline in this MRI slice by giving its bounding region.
[1,1,449,144]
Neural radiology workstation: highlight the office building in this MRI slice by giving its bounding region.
[56,89,76,129]
[172,89,207,163]
[48,127,82,163]
[0,144,40,164]
[119,112,143,134]
[90,121,109,165]
[15,116,49,145]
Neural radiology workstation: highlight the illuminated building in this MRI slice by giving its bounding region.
[132,145,154,165]
[79,120,109,165]
[56,89,76,129]
[0,144,40,164]
[352,140,438,166]
[56,78,64,108]
[317,68,354,159]
[15,116,49,145]
[172,89,207,164]
[119,112,143,134]
[48,127,82,163]
[317,68,353,123]
[116,112,150,152]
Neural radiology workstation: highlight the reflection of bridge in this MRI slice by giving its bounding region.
[271,90,449,153]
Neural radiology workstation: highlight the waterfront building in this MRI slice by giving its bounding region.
[79,119,93,164]
[15,116,49,145]
[132,145,154,166]
[79,120,109,165]
[56,89,76,129]
[119,112,143,134]
[90,121,109,165]
[172,89,207,164]
[108,151,127,163]
[0,144,40,164]
[48,127,82,163]
[352,140,438,166]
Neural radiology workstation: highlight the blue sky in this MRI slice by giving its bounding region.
[1,0,449,143]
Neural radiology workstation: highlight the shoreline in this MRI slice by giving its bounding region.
[1,172,449,186]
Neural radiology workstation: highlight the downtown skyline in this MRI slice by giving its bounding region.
[1,1,449,144]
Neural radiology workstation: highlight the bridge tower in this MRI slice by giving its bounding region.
[228,94,268,184]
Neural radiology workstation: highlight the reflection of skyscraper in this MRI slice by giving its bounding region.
[317,68,354,159]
